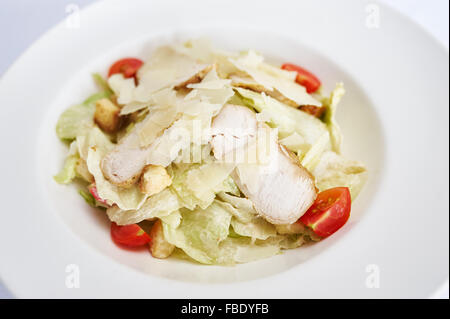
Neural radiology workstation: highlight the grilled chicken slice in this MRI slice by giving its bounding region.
[211,104,317,224]
[232,145,317,224]
[210,104,258,160]
[101,120,151,188]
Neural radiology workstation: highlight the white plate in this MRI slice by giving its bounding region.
[0,0,448,298]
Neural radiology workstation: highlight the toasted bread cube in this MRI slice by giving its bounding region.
[139,165,172,196]
[94,98,120,133]
[149,220,174,259]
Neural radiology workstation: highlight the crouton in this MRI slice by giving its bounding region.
[94,98,121,133]
[149,220,174,259]
[139,165,172,196]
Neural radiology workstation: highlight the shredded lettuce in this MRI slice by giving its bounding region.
[170,162,236,210]
[235,88,330,150]
[56,103,95,141]
[56,87,111,141]
[163,201,281,265]
[92,73,113,95]
[78,189,96,207]
[212,237,281,265]
[159,211,182,229]
[54,155,78,184]
[278,234,306,249]
[81,127,148,210]
[322,83,345,154]
[216,176,241,196]
[301,132,331,170]
[82,91,111,105]
[163,201,232,264]
[279,132,310,157]
[217,195,277,240]
[74,157,94,183]
[230,217,277,240]
[312,150,367,199]
[217,192,255,222]
[106,188,181,226]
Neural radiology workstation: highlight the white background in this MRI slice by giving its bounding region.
[0,0,448,298]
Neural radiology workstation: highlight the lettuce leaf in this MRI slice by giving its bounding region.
[163,201,232,264]
[170,162,235,210]
[235,88,330,150]
[78,189,96,207]
[53,155,78,184]
[230,217,277,240]
[56,90,111,141]
[74,157,94,183]
[92,73,113,95]
[80,127,148,210]
[212,237,281,265]
[82,91,111,105]
[106,188,181,226]
[217,194,277,240]
[54,140,79,184]
[279,132,310,157]
[300,132,331,170]
[159,211,182,229]
[214,176,240,196]
[312,150,368,199]
[163,201,281,265]
[56,103,95,141]
[278,234,306,249]
[322,83,345,154]
[217,192,256,222]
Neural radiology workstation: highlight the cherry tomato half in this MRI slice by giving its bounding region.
[299,187,351,238]
[281,63,321,93]
[110,222,151,247]
[108,58,143,78]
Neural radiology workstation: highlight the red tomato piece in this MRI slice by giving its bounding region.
[110,222,151,247]
[299,187,351,238]
[108,58,143,78]
[281,63,321,93]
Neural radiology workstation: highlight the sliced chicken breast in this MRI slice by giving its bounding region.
[211,104,317,224]
[210,104,258,161]
[101,122,150,188]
